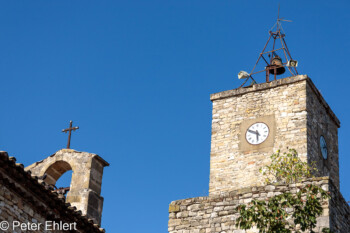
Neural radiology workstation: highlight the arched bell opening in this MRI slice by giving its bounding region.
[43,161,73,197]
[54,170,73,197]
[26,149,109,225]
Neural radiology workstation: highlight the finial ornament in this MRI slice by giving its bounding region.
[238,6,299,87]
[62,120,79,149]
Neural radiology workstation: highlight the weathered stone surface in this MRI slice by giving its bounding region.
[169,76,350,232]
[168,178,350,233]
[209,75,340,195]
[0,151,106,233]
[25,149,109,225]
[169,204,181,213]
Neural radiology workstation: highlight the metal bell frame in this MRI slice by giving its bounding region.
[239,11,299,88]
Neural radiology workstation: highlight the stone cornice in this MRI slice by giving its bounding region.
[210,75,308,101]
[305,76,340,127]
[210,75,340,127]
[170,177,330,206]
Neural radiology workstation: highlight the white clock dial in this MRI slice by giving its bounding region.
[245,122,269,145]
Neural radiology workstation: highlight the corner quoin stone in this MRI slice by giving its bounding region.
[169,204,180,213]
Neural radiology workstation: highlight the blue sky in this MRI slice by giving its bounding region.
[1,1,349,232]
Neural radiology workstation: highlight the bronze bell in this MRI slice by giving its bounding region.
[269,56,285,75]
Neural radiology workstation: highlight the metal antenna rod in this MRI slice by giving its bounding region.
[277,4,280,31]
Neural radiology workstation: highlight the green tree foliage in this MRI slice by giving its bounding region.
[235,149,331,233]
[260,149,316,184]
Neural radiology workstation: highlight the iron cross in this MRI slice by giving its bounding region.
[62,120,79,149]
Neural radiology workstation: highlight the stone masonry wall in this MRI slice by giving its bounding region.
[26,149,109,225]
[169,76,349,232]
[0,151,105,233]
[169,177,350,233]
[209,76,308,195]
[306,81,340,189]
[0,182,61,233]
[208,75,340,196]
[329,179,350,231]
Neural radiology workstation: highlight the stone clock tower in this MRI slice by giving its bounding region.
[168,19,350,232]
[209,75,340,195]
[168,75,350,233]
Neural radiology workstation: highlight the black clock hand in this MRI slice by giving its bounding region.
[256,130,259,141]
[248,130,258,134]
[323,146,327,153]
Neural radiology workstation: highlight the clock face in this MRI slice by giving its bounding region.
[320,136,328,159]
[245,122,269,145]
